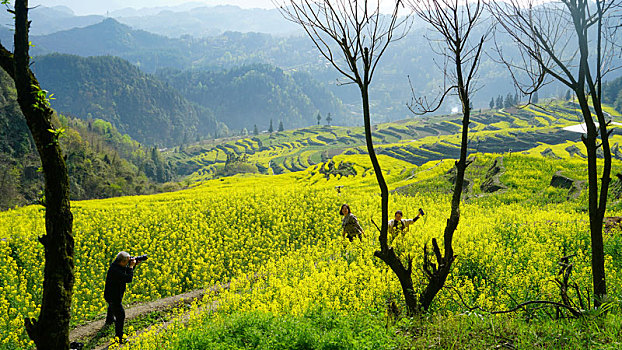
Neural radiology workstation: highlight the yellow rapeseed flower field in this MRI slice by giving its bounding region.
[1,154,620,348]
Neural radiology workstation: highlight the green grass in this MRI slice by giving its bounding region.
[166,306,622,350]
[396,311,622,349]
[171,310,400,350]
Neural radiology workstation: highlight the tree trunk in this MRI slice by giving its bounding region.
[419,50,471,311]
[591,99,610,306]
[569,0,609,308]
[0,0,75,348]
[576,89,607,306]
[363,83,419,314]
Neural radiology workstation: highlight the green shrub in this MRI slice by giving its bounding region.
[173,309,398,350]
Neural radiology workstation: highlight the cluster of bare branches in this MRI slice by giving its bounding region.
[276,0,410,87]
[488,0,620,102]
[408,0,487,114]
[447,255,604,320]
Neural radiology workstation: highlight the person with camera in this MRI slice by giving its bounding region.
[388,208,424,243]
[104,251,145,343]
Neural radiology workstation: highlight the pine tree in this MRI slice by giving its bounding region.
[565,89,572,101]
[268,119,274,133]
[533,91,539,104]
[278,120,284,132]
[316,112,322,125]
[326,112,332,126]
[496,95,504,109]
[505,92,514,108]
[253,124,259,135]
[489,97,494,109]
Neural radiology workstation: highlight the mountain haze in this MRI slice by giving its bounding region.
[23,16,590,123]
[13,5,622,126]
[114,5,301,37]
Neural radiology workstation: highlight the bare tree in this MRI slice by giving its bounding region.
[274,0,418,312]
[0,0,74,347]
[406,0,486,312]
[488,0,620,307]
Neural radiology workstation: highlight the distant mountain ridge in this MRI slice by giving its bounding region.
[25,16,612,124]
[9,6,622,125]
[31,18,183,63]
[114,5,301,37]
[0,4,298,37]
[0,6,104,35]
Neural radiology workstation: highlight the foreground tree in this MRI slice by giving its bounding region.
[275,0,413,310]
[407,0,486,312]
[0,0,74,347]
[488,0,618,307]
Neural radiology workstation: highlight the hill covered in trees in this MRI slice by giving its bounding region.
[32,54,347,142]
[0,70,180,210]
[156,65,349,132]
[32,53,224,145]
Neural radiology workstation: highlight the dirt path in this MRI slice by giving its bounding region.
[96,298,221,350]
[70,284,229,348]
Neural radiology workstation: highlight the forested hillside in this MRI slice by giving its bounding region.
[0,70,179,210]
[32,53,224,145]
[32,53,348,138]
[156,65,349,131]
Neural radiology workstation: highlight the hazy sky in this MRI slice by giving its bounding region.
[31,0,404,16]
[30,0,280,15]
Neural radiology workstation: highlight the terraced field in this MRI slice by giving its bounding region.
[169,101,621,182]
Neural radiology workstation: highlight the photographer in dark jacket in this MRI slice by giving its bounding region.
[104,251,140,342]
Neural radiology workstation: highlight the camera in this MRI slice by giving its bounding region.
[132,254,148,261]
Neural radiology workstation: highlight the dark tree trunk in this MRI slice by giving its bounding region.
[487,0,611,309]
[571,4,608,304]
[576,89,608,306]
[362,78,419,314]
[0,0,74,348]
[419,56,471,311]
[580,3,610,304]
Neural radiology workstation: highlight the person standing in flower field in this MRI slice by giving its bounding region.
[104,251,142,343]
[340,204,364,241]
[388,208,425,243]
